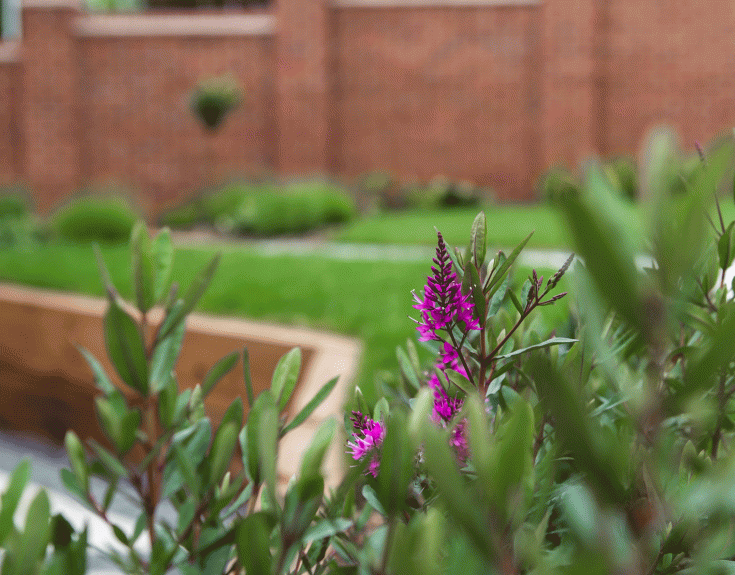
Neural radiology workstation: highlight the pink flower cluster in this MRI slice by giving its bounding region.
[412,232,479,342]
[347,411,385,477]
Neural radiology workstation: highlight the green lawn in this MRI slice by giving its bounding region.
[331,203,640,249]
[0,241,571,407]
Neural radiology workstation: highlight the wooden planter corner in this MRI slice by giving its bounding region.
[0,283,361,487]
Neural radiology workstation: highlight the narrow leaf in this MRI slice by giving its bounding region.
[485,232,533,294]
[0,459,31,545]
[281,376,339,436]
[202,351,240,398]
[152,227,174,304]
[157,253,221,342]
[495,337,578,360]
[271,347,301,412]
[242,348,255,409]
[76,345,115,395]
[471,211,487,267]
[104,297,148,395]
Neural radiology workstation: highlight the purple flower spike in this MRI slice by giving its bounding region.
[413,232,479,341]
[347,411,385,476]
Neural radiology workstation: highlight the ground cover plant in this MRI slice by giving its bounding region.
[3,126,735,574]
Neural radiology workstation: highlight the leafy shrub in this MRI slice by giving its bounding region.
[10,127,735,575]
[157,199,204,230]
[537,164,579,203]
[50,195,137,243]
[604,155,638,200]
[232,181,356,236]
[0,185,29,218]
[356,171,404,210]
[161,180,356,237]
[405,176,484,210]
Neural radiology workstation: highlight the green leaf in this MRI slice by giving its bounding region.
[59,469,90,508]
[202,351,239,398]
[300,418,336,479]
[466,259,486,326]
[283,475,324,543]
[444,368,473,395]
[271,347,301,412]
[494,337,578,360]
[151,227,174,304]
[64,431,88,493]
[258,398,278,499]
[111,524,129,547]
[157,372,178,429]
[235,513,274,575]
[87,439,128,479]
[471,211,487,267]
[104,297,148,395]
[397,346,421,392]
[421,422,494,556]
[281,376,339,436]
[485,232,533,295]
[486,275,510,317]
[17,490,51,575]
[508,288,524,314]
[530,354,627,505]
[76,345,115,395]
[149,312,186,393]
[719,221,735,270]
[171,443,199,495]
[157,253,220,342]
[242,347,255,409]
[130,221,155,313]
[302,518,352,545]
[375,410,414,517]
[245,392,275,485]
[208,398,243,487]
[0,459,31,545]
[361,485,386,517]
[93,244,118,300]
[562,165,644,336]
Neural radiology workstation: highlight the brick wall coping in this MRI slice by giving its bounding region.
[23,0,81,9]
[73,12,274,37]
[0,42,19,63]
[332,0,538,7]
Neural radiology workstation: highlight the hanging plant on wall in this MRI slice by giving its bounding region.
[190,74,243,132]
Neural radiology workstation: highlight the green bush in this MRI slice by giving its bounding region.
[161,180,357,237]
[50,195,138,243]
[603,155,638,200]
[405,176,484,210]
[0,188,29,219]
[232,181,356,236]
[537,165,579,203]
[158,199,206,229]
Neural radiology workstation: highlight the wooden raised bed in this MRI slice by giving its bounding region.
[0,283,361,486]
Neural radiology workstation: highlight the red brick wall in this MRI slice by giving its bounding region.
[21,4,81,212]
[77,32,274,214]
[275,0,332,174]
[0,49,20,183]
[603,0,735,156]
[8,0,735,211]
[333,6,542,200]
[540,0,598,172]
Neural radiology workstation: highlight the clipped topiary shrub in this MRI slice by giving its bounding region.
[50,195,138,243]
